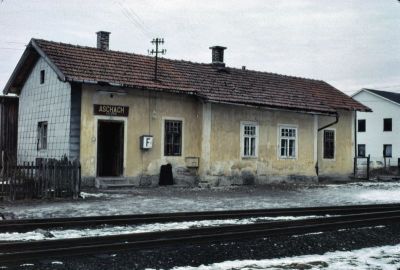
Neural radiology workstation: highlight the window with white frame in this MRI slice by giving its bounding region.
[279,126,297,158]
[241,122,258,158]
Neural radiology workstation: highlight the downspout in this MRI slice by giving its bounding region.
[354,110,357,176]
[315,112,339,176]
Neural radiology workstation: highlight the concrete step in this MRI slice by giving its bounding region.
[95,177,134,189]
[103,183,137,189]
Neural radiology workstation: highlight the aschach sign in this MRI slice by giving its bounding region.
[94,104,129,117]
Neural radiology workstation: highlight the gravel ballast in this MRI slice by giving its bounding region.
[3,224,400,270]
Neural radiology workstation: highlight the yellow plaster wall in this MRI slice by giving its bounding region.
[317,110,354,176]
[80,85,202,179]
[79,85,355,184]
[208,104,317,181]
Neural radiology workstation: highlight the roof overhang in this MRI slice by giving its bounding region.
[3,39,66,95]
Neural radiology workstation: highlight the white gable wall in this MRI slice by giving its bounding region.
[353,90,400,164]
[17,57,71,162]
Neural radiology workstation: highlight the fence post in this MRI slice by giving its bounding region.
[44,160,48,199]
[366,154,370,180]
[353,157,357,177]
[10,163,15,201]
[398,158,400,176]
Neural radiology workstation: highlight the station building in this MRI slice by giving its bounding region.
[3,32,369,187]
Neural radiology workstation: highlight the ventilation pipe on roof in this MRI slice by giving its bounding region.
[96,31,110,50]
[209,46,227,67]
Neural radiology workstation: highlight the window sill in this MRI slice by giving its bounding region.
[241,156,258,160]
[163,155,183,159]
[279,157,297,160]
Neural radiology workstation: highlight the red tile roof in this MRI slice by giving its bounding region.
[9,38,371,114]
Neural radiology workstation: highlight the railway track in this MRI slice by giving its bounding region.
[1,204,400,264]
[1,203,400,232]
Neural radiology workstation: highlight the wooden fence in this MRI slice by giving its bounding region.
[0,158,81,201]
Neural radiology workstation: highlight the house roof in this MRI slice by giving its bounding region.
[4,38,370,114]
[361,88,400,105]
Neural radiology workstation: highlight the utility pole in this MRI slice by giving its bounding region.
[148,38,166,81]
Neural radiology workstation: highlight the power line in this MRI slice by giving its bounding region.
[125,4,152,35]
[0,47,24,51]
[5,41,26,45]
[116,1,153,39]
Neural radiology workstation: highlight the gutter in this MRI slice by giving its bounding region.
[204,100,338,117]
[318,112,339,131]
[315,112,339,176]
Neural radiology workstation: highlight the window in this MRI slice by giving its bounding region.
[241,122,258,158]
[40,70,45,84]
[164,120,182,156]
[383,144,392,158]
[383,118,392,132]
[37,121,48,150]
[323,130,335,159]
[358,144,366,157]
[358,119,365,132]
[279,126,297,158]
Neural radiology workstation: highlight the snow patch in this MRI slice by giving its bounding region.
[79,192,124,199]
[158,244,400,270]
[356,190,400,202]
[0,216,324,241]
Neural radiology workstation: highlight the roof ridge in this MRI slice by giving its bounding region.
[32,38,149,58]
[33,38,324,83]
[227,66,325,83]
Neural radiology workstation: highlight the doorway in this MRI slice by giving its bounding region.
[97,120,124,177]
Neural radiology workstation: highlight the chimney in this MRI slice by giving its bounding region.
[96,31,110,50]
[209,46,227,67]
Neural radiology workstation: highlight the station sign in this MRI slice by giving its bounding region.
[94,104,129,117]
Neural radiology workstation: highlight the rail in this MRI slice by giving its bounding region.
[0,208,400,264]
[1,203,400,232]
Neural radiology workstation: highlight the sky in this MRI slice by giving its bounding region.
[0,0,399,96]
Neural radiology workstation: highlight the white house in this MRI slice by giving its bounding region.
[352,88,400,166]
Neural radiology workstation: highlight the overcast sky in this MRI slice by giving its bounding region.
[0,0,399,95]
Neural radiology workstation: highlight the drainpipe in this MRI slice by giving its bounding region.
[315,112,339,176]
[354,110,357,176]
